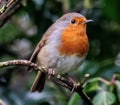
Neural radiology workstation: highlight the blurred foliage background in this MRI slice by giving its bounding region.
[0,0,120,105]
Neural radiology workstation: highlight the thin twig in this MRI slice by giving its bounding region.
[80,74,90,87]
[99,77,111,85]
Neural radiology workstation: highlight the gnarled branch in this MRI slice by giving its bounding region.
[0,59,93,105]
[0,0,22,27]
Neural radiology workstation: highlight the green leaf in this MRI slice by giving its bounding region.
[84,77,100,92]
[93,91,116,105]
[68,93,80,105]
[115,80,120,101]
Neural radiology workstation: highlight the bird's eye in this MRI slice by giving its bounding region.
[71,19,76,24]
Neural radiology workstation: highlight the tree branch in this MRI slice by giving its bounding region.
[0,0,22,27]
[0,59,93,105]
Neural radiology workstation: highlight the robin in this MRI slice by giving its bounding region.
[29,12,92,92]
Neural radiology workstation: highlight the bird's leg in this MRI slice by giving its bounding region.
[68,77,78,93]
[63,74,78,93]
[47,68,55,80]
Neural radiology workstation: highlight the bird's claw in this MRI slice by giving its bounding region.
[71,81,78,94]
[48,68,55,79]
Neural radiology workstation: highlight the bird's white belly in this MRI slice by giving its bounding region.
[55,54,85,74]
[37,45,85,74]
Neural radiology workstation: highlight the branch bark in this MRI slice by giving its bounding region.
[0,59,93,105]
[0,0,22,27]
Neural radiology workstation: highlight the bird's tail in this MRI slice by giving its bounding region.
[31,71,47,92]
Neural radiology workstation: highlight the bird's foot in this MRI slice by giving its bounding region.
[68,78,78,94]
[47,68,55,80]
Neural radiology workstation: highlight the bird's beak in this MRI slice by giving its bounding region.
[83,19,93,24]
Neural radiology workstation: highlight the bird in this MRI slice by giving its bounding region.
[29,12,92,92]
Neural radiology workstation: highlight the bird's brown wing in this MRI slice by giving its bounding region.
[28,23,55,67]
[29,25,55,92]
[28,35,48,92]
[28,36,48,92]
[29,38,45,67]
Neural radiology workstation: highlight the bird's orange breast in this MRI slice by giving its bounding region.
[57,24,89,57]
